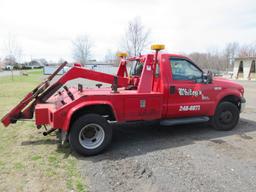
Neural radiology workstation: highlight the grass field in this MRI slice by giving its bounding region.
[0,70,85,192]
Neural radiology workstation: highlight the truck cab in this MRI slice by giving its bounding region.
[1,44,246,156]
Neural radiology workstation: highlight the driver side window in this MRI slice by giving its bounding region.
[170,58,203,82]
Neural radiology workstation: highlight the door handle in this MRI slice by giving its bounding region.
[170,86,175,94]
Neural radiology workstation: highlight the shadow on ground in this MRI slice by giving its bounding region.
[21,118,256,161]
[21,138,59,145]
[80,118,256,161]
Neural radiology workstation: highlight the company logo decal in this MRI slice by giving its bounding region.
[178,88,202,97]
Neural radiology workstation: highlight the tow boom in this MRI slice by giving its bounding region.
[1,62,129,127]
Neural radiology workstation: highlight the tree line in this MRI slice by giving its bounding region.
[1,18,256,72]
[73,17,256,72]
[188,42,256,72]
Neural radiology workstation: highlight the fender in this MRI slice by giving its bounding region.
[61,101,118,132]
[209,88,242,115]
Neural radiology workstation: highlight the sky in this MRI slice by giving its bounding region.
[0,0,255,62]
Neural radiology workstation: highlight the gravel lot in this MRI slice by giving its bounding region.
[238,80,256,121]
[76,80,256,192]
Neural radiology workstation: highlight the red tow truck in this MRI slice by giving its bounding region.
[1,44,246,156]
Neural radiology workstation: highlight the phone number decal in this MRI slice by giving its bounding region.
[179,105,200,111]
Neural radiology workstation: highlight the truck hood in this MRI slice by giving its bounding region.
[213,77,244,90]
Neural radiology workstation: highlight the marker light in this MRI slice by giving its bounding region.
[117,52,128,57]
[151,44,165,51]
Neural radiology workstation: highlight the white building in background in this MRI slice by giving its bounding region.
[233,57,256,80]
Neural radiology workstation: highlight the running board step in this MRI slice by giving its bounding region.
[160,116,210,126]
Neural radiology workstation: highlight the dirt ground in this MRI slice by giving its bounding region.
[77,80,256,192]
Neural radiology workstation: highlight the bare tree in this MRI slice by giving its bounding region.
[72,34,93,66]
[224,42,239,69]
[238,42,256,57]
[123,17,150,56]
[4,34,22,65]
[188,51,227,72]
[3,55,16,67]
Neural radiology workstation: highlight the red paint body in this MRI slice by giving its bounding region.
[1,53,244,132]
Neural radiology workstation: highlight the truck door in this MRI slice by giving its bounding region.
[167,57,214,118]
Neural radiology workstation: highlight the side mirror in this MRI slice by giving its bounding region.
[203,71,213,84]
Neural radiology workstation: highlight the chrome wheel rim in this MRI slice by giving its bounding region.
[79,123,105,149]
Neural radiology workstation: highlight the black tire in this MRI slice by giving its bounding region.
[69,114,112,156]
[211,101,239,131]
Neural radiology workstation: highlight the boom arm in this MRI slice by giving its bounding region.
[40,65,129,101]
[1,63,129,127]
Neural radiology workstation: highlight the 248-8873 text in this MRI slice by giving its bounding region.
[179,105,200,111]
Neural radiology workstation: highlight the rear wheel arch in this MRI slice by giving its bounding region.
[68,104,116,131]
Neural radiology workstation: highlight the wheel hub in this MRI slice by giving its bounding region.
[83,127,96,138]
[79,123,105,149]
[220,111,233,124]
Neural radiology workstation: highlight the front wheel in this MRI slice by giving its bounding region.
[69,114,112,156]
[211,101,239,131]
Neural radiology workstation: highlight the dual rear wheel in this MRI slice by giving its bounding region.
[69,114,112,156]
